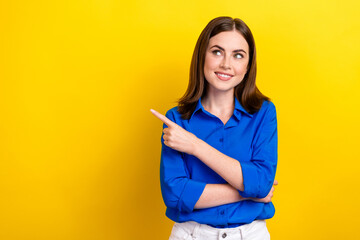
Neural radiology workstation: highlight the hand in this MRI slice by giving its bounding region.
[250,180,278,203]
[150,109,199,155]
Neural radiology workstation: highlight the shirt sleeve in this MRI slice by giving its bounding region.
[160,109,207,213]
[238,102,278,198]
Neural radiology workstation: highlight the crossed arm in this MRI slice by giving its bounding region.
[195,182,277,209]
[151,109,278,209]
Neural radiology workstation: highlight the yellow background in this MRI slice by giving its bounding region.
[1,0,359,239]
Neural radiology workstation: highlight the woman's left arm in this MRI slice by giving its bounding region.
[151,103,277,198]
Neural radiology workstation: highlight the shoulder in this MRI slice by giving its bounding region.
[258,100,276,114]
[165,106,183,124]
[254,100,277,121]
[165,106,179,117]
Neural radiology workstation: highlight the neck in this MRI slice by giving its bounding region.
[201,88,235,114]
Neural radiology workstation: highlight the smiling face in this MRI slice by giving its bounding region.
[203,29,249,96]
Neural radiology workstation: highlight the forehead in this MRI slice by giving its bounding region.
[208,30,249,52]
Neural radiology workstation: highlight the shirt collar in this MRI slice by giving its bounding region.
[189,98,205,120]
[190,97,253,120]
[234,97,253,118]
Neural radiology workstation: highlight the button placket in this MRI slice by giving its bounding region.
[219,126,225,144]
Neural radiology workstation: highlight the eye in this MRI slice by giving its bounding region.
[234,53,243,59]
[212,50,222,56]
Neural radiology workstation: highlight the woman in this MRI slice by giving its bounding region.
[151,16,278,240]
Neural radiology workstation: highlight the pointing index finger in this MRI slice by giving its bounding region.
[150,109,176,127]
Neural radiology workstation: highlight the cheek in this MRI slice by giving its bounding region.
[235,62,248,75]
[204,55,220,71]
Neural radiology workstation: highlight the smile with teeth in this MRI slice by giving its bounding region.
[215,72,233,80]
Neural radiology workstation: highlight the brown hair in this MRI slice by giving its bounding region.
[178,16,269,119]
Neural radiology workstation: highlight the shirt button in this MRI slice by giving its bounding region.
[219,138,224,142]
[220,210,225,215]
[222,233,227,238]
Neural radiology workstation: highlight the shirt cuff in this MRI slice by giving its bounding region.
[238,161,259,198]
[178,179,206,213]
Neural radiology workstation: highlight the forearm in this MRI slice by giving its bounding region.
[194,183,247,209]
[193,138,245,191]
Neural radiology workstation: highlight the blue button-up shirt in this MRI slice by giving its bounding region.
[160,97,278,228]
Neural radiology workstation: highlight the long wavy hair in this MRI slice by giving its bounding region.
[178,16,269,119]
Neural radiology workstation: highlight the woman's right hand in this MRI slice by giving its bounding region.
[250,180,278,203]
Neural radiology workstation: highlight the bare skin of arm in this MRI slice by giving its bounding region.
[194,181,278,209]
[194,184,245,209]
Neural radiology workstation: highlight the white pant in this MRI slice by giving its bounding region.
[169,220,270,240]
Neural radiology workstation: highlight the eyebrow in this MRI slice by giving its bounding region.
[210,45,247,54]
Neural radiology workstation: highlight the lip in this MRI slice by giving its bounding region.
[215,72,234,81]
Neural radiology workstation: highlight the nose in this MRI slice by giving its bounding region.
[220,55,231,69]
